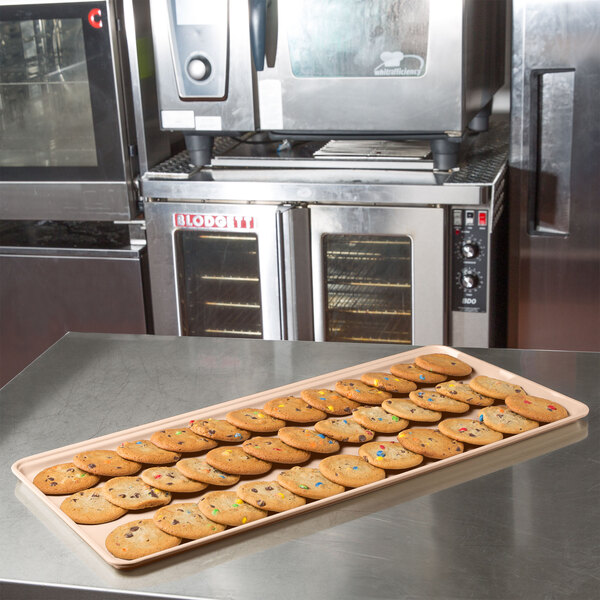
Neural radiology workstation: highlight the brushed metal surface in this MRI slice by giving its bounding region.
[0,334,597,598]
[508,0,600,351]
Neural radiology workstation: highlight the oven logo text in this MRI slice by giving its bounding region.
[174,213,255,230]
[374,51,425,77]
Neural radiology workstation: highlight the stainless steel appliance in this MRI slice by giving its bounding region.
[149,0,506,169]
[0,0,170,220]
[143,120,509,347]
[0,220,148,387]
[508,0,600,351]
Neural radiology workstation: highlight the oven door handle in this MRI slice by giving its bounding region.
[249,0,267,70]
[528,68,575,236]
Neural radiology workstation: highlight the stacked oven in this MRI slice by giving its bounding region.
[141,0,509,349]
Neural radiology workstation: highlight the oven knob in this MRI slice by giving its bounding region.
[461,243,479,259]
[187,57,211,81]
[461,273,479,289]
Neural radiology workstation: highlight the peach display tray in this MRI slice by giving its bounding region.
[11,345,589,569]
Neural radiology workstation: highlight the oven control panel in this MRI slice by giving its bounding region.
[451,209,488,313]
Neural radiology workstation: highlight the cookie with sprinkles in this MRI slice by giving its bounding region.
[397,428,464,459]
[277,466,345,500]
[100,476,172,510]
[60,488,128,524]
[153,503,226,539]
[190,418,251,443]
[205,446,272,475]
[33,462,100,495]
[358,441,424,470]
[300,388,361,416]
[414,353,473,377]
[505,394,568,423]
[198,491,267,526]
[278,427,341,454]
[351,405,409,434]
[73,450,141,477]
[314,418,375,443]
[389,363,447,384]
[140,466,208,493]
[360,372,417,394]
[435,380,494,407]
[241,436,311,464]
[225,408,286,433]
[381,398,442,422]
[175,457,240,486]
[319,454,386,488]
[477,405,539,435]
[150,427,217,453]
[334,379,392,405]
[468,376,526,400]
[116,440,181,464]
[438,418,503,445]
[408,389,470,414]
[262,396,327,423]
[105,519,181,560]
[237,481,306,512]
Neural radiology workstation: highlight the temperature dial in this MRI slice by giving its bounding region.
[461,243,479,259]
[461,272,479,289]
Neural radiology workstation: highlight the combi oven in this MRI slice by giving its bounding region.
[143,123,509,348]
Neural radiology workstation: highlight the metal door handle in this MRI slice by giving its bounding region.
[529,68,575,236]
[249,0,267,70]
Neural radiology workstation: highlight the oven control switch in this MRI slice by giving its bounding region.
[461,273,479,289]
[461,243,479,259]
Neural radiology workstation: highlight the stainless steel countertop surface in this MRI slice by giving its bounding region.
[1,333,598,600]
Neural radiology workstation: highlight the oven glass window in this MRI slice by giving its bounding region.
[175,230,263,338]
[0,18,97,167]
[323,234,412,344]
[286,0,429,78]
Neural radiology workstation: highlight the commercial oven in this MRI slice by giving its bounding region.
[0,0,170,220]
[142,120,509,348]
[149,0,506,169]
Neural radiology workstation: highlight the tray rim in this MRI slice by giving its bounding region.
[11,344,590,569]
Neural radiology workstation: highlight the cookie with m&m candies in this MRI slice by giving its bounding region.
[278,426,340,454]
[477,405,539,435]
[397,428,464,459]
[352,405,409,434]
[314,417,375,443]
[389,363,447,384]
[414,353,473,377]
[360,372,417,394]
[438,418,503,445]
[277,466,345,500]
[359,441,423,470]
[335,379,392,405]
[237,481,306,512]
[319,454,385,488]
[505,394,568,423]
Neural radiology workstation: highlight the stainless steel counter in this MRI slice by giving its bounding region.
[1,333,598,600]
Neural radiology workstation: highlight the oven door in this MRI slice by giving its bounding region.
[0,0,134,220]
[145,201,312,341]
[257,0,463,134]
[310,205,446,345]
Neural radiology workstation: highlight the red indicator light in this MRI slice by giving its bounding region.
[478,211,487,226]
[88,8,102,29]
[454,228,461,235]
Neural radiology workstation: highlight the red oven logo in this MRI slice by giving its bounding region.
[88,8,103,29]
[174,213,255,230]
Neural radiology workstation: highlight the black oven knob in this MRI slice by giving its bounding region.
[461,272,479,289]
[461,243,479,259]
[187,56,211,81]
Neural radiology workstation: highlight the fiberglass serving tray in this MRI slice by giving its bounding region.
[11,345,589,569]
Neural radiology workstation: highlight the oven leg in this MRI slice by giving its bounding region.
[468,98,493,132]
[430,138,462,171]
[185,134,214,166]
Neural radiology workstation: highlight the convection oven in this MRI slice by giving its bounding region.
[142,121,509,348]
